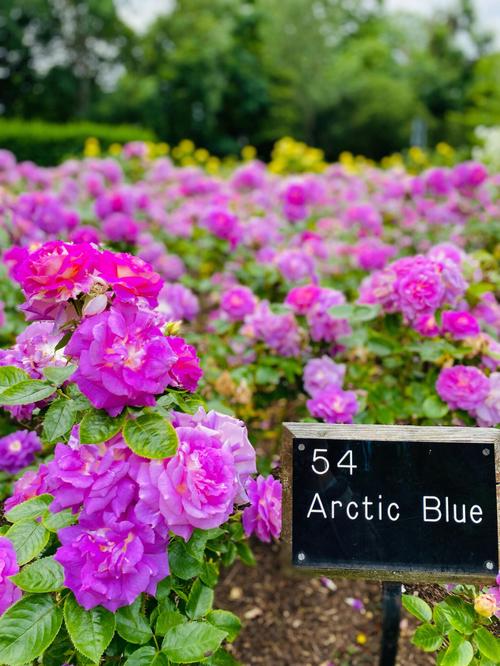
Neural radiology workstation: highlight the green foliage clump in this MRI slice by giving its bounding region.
[0,119,156,165]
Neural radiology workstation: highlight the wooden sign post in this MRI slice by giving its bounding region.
[282,424,500,664]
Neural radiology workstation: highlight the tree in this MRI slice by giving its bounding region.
[0,0,133,120]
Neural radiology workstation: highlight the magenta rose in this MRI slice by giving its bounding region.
[442,310,480,339]
[0,537,21,616]
[66,303,178,415]
[0,430,41,474]
[307,386,358,424]
[285,284,321,314]
[97,250,163,308]
[396,260,444,321]
[276,249,315,282]
[12,241,99,321]
[171,408,256,502]
[474,373,500,427]
[303,356,346,397]
[166,336,203,392]
[55,508,169,611]
[135,426,238,540]
[220,286,257,320]
[243,475,282,543]
[47,434,137,516]
[4,464,51,513]
[436,365,490,411]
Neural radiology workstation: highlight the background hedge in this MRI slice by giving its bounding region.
[0,119,156,165]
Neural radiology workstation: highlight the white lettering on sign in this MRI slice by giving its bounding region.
[422,496,484,524]
[306,494,485,525]
[306,494,401,521]
[311,449,357,476]
[307,493,327,518]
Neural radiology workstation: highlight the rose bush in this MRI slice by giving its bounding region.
[0,239,279,666]
[0,143,499,664]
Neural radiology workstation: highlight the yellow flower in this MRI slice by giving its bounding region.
[194,148,209,162]
[356,632,367,645]
[474,594,498,618]
[84,137,101,158]
[156,142,169,155]
[206,157,220,174]
[409,146,427,164]
[241,145,257,161]
[178,139,195,153]
[108,143,122,156]
[436,141,454,157]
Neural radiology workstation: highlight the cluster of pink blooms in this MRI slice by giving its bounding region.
[2,241,202,416]
[0,321,66,420]
[436,366,500,426]
[303,356,358,424]
[358,244,470,328]
[0,229,284,616]
[1,409,275,612]
[0,147,499,621]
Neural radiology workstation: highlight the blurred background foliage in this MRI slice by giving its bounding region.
[0,0,499,160]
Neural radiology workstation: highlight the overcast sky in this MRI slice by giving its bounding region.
[117,0,500,44]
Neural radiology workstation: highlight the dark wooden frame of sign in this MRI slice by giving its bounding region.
[282,423,500,584]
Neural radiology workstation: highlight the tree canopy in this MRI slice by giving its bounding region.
[0,0,498,158]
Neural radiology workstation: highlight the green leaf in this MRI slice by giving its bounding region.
[54,331,73,352]
[42,365,77,386]
[186,529,211,560]
[207,611,241,643]
[43,397,77,442]
[441,638,474,666]
[162,621,227,663]
[43,508,78,532]
[441,597,476,635]
[474,627,500,662]
[0,594,63,665]
[65,384,92,410]
[5,493,53,523]
[434,602,452,635]
[169,539,203,580]
[155,577,172,603]
[125,647,168,666]
[116,597,153,645]
[64,594,116,664]
[80,408,124,444]
[328,304,354,319]
[200,561,219,588]
[156,610,187,636]
[10,556,64,593]
[41,625,74,666]
[204,648,241,665]
[330,303,380,322]
[124,647,156,666]
[411,623,443,652]
[255,366,280,386]
[423,396,449,419]
[0,380,56,405]
[402,594,433,623]
[0,366,30,392]
[124,413,179,459]
[186,579,214,619]
[236,542,256,566]
[6,520,50,564]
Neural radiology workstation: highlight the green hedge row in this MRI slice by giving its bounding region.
[0,119,156,166]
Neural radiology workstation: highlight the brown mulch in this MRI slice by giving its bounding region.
[216,541,435,666]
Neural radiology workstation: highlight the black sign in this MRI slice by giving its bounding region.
[284,425,499,582]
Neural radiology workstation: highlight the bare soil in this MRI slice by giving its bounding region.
[217,540,435,666]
